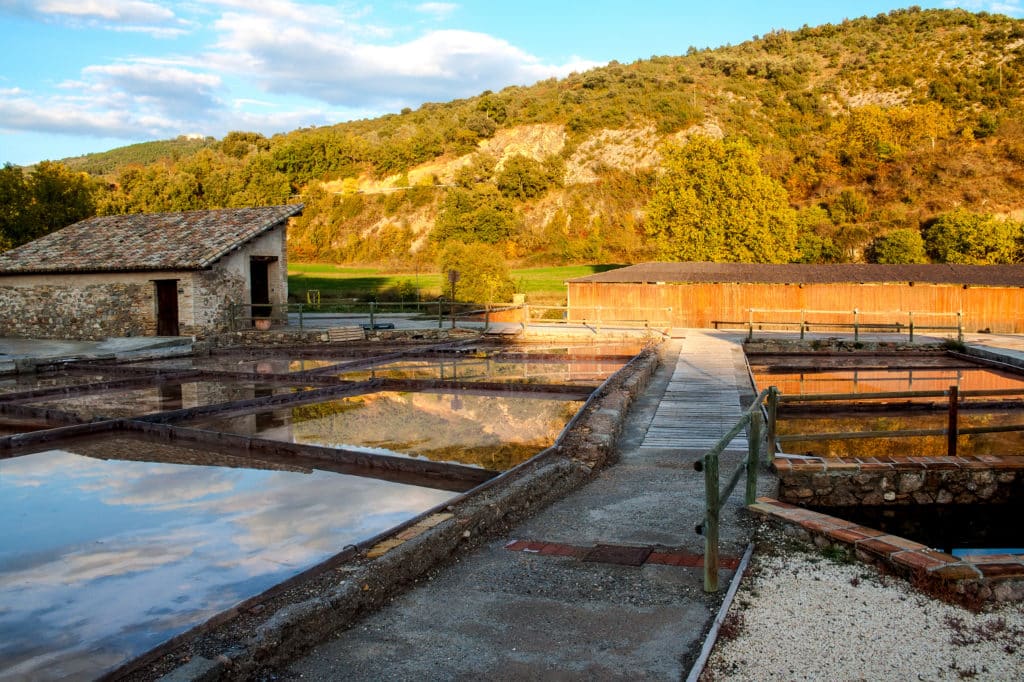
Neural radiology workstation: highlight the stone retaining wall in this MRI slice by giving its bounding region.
[774,455,1024,506]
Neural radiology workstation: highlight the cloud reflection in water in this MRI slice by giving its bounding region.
[0,445,454,680]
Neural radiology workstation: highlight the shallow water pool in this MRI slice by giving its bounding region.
[0,437,454,680]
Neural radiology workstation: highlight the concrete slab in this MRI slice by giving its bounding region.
[0,336,193,372]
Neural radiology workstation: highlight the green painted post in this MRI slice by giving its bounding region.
[957,311,963,343]
[438,300,443,329]
[369,301,376,329]
[298,304,304,330]
[747,309,754,342]
[909,311,915,343]
[704,453,720,593]
[854,308,859,342]
[746,412,761,505]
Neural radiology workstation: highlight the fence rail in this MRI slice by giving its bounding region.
[228,301,675,335]
[774,385,1024,458]
[713,308,964,343]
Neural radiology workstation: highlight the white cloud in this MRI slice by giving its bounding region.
[1,0,599,155]
[416,2,458,18]
[208,7,598,109]
[36,0,174,22]
[944,1,1024,15]
[83,62,223,117]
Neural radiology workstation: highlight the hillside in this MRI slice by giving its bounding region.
[44,8,1024,265]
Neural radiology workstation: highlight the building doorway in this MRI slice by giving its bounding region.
[250,257,276,323]
[154,280,179,336]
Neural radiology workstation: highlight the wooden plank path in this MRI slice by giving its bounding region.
[642,332,748,452]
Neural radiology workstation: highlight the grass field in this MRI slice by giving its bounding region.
[288,263,622,303]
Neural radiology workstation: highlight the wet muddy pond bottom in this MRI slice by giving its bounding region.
[186,392,583,470]
[812,503,1024,557]
[0,437,455,680]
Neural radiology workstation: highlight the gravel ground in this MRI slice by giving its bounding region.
[703,543,1024,681]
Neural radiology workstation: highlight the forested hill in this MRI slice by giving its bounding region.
[6,7,1024,266]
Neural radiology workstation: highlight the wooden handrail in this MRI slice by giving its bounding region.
[694,387,775,592]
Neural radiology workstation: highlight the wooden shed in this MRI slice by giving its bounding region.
[567,262,1024,334]
[0,205,302,340]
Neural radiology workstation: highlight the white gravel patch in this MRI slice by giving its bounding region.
[703,549,1024,681]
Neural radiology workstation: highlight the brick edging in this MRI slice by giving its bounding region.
[750,497,1024,604]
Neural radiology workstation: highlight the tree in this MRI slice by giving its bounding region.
[437,241,514,304]
[495,154,562,199]
[0,162,97,250]
[923,209,1022,264]
[868,228,929,263]
[645,136,798,263]
[432,184,518,245]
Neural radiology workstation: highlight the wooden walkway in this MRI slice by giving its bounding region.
[641,332,748,452]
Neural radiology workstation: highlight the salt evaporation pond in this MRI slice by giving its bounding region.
[187,392,583,471]
[0,437,454,680]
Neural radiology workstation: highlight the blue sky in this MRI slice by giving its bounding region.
[1,1,1021,166]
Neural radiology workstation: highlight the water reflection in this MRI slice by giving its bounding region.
[135,356,344,373]
[337,358,615,385]
[752,365,1024,397]
[0,440,453,680]
[25,382,300,420]
[188,392,583,470]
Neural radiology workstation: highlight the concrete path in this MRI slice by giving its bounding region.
[284,333,769,681]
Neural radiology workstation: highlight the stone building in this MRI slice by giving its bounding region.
[0,204,302,339]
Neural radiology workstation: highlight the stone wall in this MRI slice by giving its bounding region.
[0,278,154,340]
[775,455,1024,506]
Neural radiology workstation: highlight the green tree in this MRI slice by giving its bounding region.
[645,136,798,262]
[437,241,514,303]
[0,162,97,249]
[923,209,1022,264]
[495,154,563,199]
[868,228,929,263]
[432,185,518,245]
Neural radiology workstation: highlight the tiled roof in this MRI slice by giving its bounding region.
[0,204,303,274]
[568,262,1024,287]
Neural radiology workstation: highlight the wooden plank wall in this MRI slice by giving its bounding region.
[567,282,1024,333]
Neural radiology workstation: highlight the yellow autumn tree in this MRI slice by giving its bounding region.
[645,136,798,263]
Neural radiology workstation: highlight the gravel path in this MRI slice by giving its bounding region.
[704,545,1024,681]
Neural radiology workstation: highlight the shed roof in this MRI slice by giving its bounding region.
[0,204,303,275]
[568,262,1024,287]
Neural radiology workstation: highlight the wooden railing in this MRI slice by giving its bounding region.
[713,308,963,343]
[694,387,777,592]
[774,386,1024,458]
[698,383,1024,593]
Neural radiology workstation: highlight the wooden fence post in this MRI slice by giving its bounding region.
[948,385,959,457]
[766,387,778,462]
[746,413,761,505]
[703,453,720,593]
